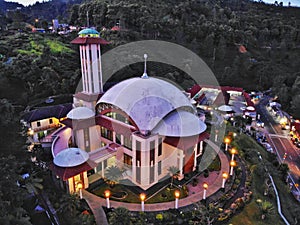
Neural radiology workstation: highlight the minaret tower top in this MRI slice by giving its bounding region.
[71,28,109,110]
[71,28,109,94]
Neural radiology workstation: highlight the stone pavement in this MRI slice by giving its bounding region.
[82,139,230,225]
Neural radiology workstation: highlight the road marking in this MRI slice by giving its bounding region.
[269,134,288,138]
[289,155,293,160]
[296,166,300,171]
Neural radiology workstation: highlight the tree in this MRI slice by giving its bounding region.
[21,174,43,195]
[167,166,180,188]
[257,199,274,220]
[108,207,131,225]
[105,166,124,188]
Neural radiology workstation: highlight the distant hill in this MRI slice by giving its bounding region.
[1,0,300,118]
[0,0,24,12]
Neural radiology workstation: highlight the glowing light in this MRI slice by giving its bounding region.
[104,190,111,198]
[222,172,228,179]
[140,193,146,201]
[174,190,180,198]
[203,182,208,189]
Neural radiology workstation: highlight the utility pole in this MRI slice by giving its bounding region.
[86,11,89,28]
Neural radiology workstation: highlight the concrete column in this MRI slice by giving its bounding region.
[86,44,93,93]
[178,150,184,179]
[91,44,100,93]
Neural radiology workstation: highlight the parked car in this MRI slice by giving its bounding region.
[261,142,274,153]
[256,120,265,128]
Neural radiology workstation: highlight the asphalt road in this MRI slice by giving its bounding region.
[256,97,300,183]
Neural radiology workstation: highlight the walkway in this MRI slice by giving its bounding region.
[51,126,71,157]
[82,190,109,225]
[83,139,229,215]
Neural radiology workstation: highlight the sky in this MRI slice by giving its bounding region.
[9,0,300,7]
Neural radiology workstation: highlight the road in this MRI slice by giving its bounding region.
[256,96,300,189]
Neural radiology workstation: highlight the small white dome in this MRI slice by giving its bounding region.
[53,148,89,167]
[67,107,95,120]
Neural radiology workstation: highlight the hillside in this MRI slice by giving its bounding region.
[0,0,299,126]
[67,0,300,117]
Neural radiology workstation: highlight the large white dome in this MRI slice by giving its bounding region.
[97,76,205,136]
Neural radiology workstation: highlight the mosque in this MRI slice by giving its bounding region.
[23,28,209,193]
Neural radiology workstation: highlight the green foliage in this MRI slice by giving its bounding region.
[46,39,74,54]
[108,207,131,225]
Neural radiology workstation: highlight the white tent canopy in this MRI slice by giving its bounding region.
[218,105,233,112]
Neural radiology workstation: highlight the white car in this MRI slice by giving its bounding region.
[261,142,274,153]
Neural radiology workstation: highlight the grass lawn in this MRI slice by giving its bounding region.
[91,182,188,204]
[92,183,140,203]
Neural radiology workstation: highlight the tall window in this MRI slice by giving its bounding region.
[124,136,132,150]
[37,121,41,127]
[49,118,53,124]
[123,153,132,166]
[116,133,122,144]
[158,138,162,156]
[84,128,90,151]
[150,140,155,165]
[136,141,141,151]
[101,127,113,141]
[158,161,162,175]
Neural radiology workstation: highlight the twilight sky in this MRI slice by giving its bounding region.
[9,0,300,7]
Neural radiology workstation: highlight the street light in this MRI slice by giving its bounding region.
[215,129,219,142]
[203,182,208,200]
[222,172,228,189]
[140,193,146,212]
[224,137,231,151]
[174,190,180,209]
[104,190,111,208]
[230,147,238,161]
[27,128,34,136]
[77,182,83,199]
[230,160,237,176]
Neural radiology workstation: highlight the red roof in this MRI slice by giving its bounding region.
[49,159,97,181]
[187,84,201,98]
[292,121,300,133]
[243,91,254,107]
[71,37,110,45]
[111,26,120,31]
[164,132,210,150]
[239,45,247,53]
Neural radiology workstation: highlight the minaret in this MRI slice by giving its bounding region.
[71,28,109,110]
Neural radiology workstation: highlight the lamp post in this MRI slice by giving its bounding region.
[77,182,83,199]
[104,190,111,208]
[140,193,146,212]
[224,137,231,151]
[230,147,238,161]
[174,190,180,209]
[230,160,237,176]
[203,182,208,200]
[27,128,34,136]
[222,172,228,189]
[215,129,219,142]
